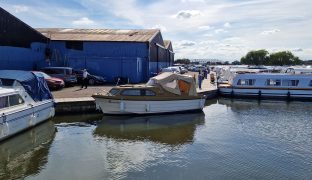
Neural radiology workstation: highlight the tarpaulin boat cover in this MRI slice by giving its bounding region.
[0,70,53,102]
[147,72,197,96]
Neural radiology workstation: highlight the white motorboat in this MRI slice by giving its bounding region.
[219,73,312,100]
[93,72,206,115]
[0,70,55,141]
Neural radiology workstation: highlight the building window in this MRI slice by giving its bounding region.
[65,41,83,51]
[237,79,255,86]
[266,79,281,86]
[282,80,299,86]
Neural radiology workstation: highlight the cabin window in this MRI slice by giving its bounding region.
[144,90,156,96]
[237,79,255,86]
[309,80,312,86]
[9,94,24,106]
[0,96,9,109]
[121,89,156,96]
[282,80,299,86]
[121,89,141,96]
[109,89,120,96]
[266,79,281,86]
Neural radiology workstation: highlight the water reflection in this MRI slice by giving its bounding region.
[217,98,312,156]
[94,112,205,146]
[0,121,55,180]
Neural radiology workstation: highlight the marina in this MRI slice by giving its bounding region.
[1,2,312,179]
[1,99,311,179]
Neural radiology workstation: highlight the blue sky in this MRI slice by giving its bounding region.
[1,0,312,61]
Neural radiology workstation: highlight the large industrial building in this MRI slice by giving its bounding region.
[0,7,174,83]
[37,28,174,83]
[0,7,48,70]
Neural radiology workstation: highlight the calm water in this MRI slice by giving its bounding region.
[1,98,312,180]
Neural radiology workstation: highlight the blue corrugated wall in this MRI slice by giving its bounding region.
[0,42,46,70]
[37,41,150,83]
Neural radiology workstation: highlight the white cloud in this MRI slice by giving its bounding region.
[151,24,167,32]
[13,5,29,13]
[181,0,205,2]
[72,17,95,26]
[292,48,303,52]
[198,25,213,30]
[215,28,227,34]
[203,33,213,37]
[224,22,231,28]
[176,40,197,49]
[175,10,202,19]
[260,29,281,35]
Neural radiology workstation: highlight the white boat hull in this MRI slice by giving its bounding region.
[94,98,206,115]
[0,100,55,141]
[219,87,312,100]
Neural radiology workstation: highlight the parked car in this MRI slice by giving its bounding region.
[41,67,77,86]
[73,69,107,85]
[32,71,65,90]
[160,66,181,74]
[182,67,188,73]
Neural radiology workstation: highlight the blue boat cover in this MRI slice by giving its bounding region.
[0,70,53,102]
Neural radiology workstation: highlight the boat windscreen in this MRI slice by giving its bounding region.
[146,79,156,86]
[0,70,53,101]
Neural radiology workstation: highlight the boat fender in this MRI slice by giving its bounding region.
[231,90,234,98]
[120,101,125,112]
[287,91,291,100]
[258,90,262,98]
[4,122,9,136]
[145,104,150,112]
[1,114,8,136]
[199,99,205,108]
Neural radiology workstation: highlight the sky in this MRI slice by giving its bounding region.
[1,0,312,61]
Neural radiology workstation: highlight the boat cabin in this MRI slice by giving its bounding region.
[0,88,25,111]
[223,73,312,89]
[96,72,202,100]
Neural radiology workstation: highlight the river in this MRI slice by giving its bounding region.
[1,98,311,180]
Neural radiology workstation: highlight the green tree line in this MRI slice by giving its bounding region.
[240,50,303,66]
[174,58,191,64]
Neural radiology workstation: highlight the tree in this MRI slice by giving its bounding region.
[240,50,303,66]
[223,61,230,65]
[232,60,241,65]
[269,51,303,66]
[240,49,269,65]
[174,58,190,64]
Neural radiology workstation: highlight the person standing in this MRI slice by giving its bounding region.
[198,72,203,90]
[81,69,89,89]
[203,68,208,79]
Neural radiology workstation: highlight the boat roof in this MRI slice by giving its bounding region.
[0,87,18,96]
[0,70,53,101]
[149,72,197,96]
[235,73,312,79]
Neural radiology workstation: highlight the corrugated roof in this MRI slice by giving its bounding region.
[164,40,172,49]
[36,28,160,42]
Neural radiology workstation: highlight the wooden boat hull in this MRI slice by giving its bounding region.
[94,98,206,115]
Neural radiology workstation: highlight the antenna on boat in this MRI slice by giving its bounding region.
[115,78,120,86]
